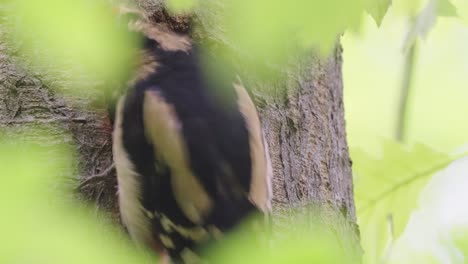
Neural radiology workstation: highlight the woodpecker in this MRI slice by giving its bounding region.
[111,8,272,263]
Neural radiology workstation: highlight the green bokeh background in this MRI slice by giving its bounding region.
[343,2,468,154]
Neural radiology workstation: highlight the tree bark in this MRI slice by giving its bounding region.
[254,48,360,259]
[0,1,359,260]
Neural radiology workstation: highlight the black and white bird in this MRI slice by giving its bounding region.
[111,7,272,263]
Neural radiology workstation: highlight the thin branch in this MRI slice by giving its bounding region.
[91,139,110,164]
[381,214,395,264]
[396,43,417,142]
[77,163,116,190]
[0,116,87,125]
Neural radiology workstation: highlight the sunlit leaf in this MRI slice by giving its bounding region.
[10,0,139,94]
[353,140,457,264]
[0,130,155,264]
[367,0,393,26]
[437,0,458,17]
[206,213,350,264]
[393,0,425,16]
[166,0,197,13]
[452,0,468,24]
[218,0,367,71]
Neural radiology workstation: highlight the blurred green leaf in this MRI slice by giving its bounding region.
[0,131,155,264]
[11,0,139,92]
[393,0,458,18]
[343,11,468,153]
[0,129,353,263]
[437,0,457,17]
[367,0,393,25]
[393,0,425,16]
[219,0,367,70]
[353,140,457,264]
[166,0,197,13]
[206,214,349,264]
[454,1,468,24]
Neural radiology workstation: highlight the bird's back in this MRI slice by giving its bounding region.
[112,13,272,263]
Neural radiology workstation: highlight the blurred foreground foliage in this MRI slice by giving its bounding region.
[5,0,393,89]
[346,0,468,263]
[2,131,468,262]
[0,129,353,263]
[353,141,467,264]
[0,129,155,264]
[6,0,140,97]
[2,0,468,263]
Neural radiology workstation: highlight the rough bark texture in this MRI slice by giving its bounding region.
[0,0,359,260]
[256,49,354,213]
[253,49,360,259]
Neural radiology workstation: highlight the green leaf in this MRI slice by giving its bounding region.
[0,129,354,264]
[206,213,350,264]
[10,0,139,94]
[0,131,155,264]
[393,0,425,17]
[437,0,457,17]
[367,0,393,26]
[353,140,457,264]
[215,0,367,70]
[166,0,198,13]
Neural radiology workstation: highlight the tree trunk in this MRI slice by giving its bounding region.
[0,1,359,260]
[254,48,360,259]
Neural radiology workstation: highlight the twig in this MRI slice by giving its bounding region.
[396,43,417,142]
[12,103,21,118]
[91,139,110,163]
[381,214,395,264]
[77,163,116,190]
[0,116,87,124]
[94,187,106,213]
[72,117,87,123]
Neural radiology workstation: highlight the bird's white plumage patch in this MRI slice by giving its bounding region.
[233,81,273,213]
[159,214,209,242]
[113,96,153,245]
[159,234,175,249]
